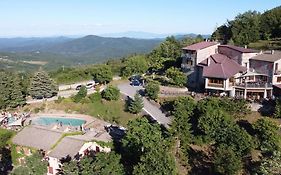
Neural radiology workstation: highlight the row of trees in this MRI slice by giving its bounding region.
[212,6,281,45]
[0,69,58,110]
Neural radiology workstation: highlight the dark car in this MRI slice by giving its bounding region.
[130,79,142,86]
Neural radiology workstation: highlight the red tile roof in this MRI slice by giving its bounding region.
[219,45,257,53]
[182,41,218,51]
[201,54,247,79]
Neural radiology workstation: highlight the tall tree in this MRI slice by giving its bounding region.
[122,118,176,174]
[260,6,281,39]
[133,148,176,175]
[172,97,196,147]
[231,11,261,46]
[253,118,281,153]
[257,151,281,175]
[0,72,26,109]
[101,85,120,101]
[211,24,232,44]
[128,94,144,114]
[150,36,181,60]
[29,70,58,99]
[91,64,113,84]
[61,152,124,175]
[144,81,160,100]
[166,67,187,87]
[121,55,148,77]
[213,144,243,175]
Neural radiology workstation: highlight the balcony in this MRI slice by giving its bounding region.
[235,82,272,89]
[207,83,224,88]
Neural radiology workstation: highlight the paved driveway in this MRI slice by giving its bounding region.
[117,83,171,128]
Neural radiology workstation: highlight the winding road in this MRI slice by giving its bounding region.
[117,83,171,128]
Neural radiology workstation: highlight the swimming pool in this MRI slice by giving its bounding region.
[33,117,86,126]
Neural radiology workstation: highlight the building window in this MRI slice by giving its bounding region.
[277,77,281,82]
[209,78,223,84]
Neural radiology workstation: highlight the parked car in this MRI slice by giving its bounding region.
[86,83,94,89]
[130,79,142,86]
[75,84,82,90]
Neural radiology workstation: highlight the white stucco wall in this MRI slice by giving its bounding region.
[241,53,260,69]
[47,142,111,175]
[196,44,219,65]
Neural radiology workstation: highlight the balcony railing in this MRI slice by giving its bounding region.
[235,82,272,88]
[208,83,224,88]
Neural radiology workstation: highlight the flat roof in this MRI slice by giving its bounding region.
[250,51,281,62]
[12,126,63,150]
[48,137,84,159]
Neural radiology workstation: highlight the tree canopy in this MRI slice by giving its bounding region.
[121,55,148,77]
[91,64,113,84]
[29,70,58,99]
[253,118,281,153]
[128,94,144,114]
[61,152,124,175]
[101,85,120,101]
[166,67,187,87]
[144,81,160,100]
[0,72,26,109]
[212,6,281,45]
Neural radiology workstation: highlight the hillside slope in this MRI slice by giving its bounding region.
[45,35,162,58]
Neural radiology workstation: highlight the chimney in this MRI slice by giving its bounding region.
[271,50,275,55]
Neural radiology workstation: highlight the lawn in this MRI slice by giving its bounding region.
[249,39,281,50]
[48,98,140,126]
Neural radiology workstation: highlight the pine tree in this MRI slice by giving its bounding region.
[128,94,144,114]
[0,72,26,109]
[8,76,25,108]
[29,70,58,99]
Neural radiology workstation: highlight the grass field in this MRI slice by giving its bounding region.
[249,39,281,50]
[46,98,140,126]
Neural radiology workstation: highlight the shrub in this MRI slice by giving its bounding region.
[145,81,160,100]
[89,92,102,102]
[166,67,187,87]
[102,85,120,101]
[55,96,64,104]
[72,85,87,103]
[213,144,243,175]
[80,97,91,104]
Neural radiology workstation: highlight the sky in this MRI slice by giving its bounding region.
[0,0,280,37]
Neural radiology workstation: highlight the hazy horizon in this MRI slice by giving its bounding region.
[0,0,280,37]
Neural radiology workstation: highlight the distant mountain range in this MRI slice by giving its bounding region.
[100,31,210,39]
[44,35,162,58]
[0,32,210,71]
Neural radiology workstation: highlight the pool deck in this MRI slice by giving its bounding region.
[13,113,113,157]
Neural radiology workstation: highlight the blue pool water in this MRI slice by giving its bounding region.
[33,117,86,126]
[8,117,17,124]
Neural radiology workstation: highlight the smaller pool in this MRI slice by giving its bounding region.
[33,117,86,126]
